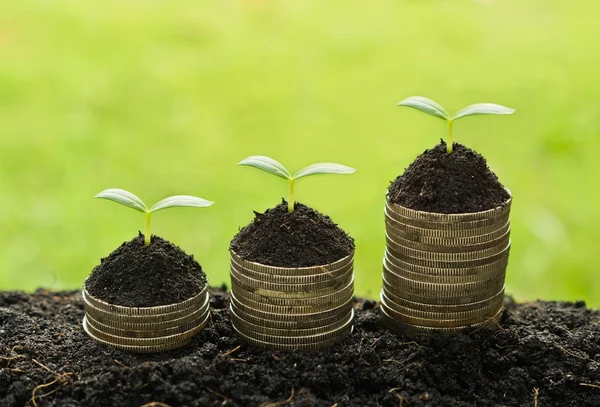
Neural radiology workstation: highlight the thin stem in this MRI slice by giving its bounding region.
[145,212,152,245]
[288,179,295,213]
[446,120,454,154]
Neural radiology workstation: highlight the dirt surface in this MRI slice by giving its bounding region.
[230,201,355,267]
[1,289,599,407]
[85,233,206,307]
[388,142,511,213]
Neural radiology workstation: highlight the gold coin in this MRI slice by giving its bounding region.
[383,258,505,284]
[381,285,505,312]
[232,325,348,351]
[231,256,353,283]
[234,312,354,345]
[380,304,502,338]
[230,286,354,314]
[386,234,511,261]
[83,317,195,353]
[386,222,511,248]
[380,292,501,328]
[229,301,350,329]
[230,250,354,276]
[385,214,510,239]
[230,263,353,292]
[385,244,511,269]
[383,262,506,287]
[382,274,504,305]
[83,312,210,347]
[384,249,509,276]
[82,285,208,316]
[230,305,353,337]
[382,270,505,294]
[231,277,354,306]
[385,202,510,230]
[230,292,353,321]
[83,292,210,324]
[384,195,512,222]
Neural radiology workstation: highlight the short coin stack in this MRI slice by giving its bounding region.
[229,250,355,350]
[381,195,511,337]
[82,284,211,353]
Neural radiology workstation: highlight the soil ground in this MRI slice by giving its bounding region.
[1,289,599,407]
[388,142,511,214]
[85,233,207,307]
[230,201,355,267]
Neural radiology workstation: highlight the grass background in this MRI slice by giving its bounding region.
[1,0,599,306]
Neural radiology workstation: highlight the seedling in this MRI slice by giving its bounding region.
[95,188,214,245]
[237,156,356,213]
[397,96,515,153]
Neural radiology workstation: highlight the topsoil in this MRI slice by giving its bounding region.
[230,201,355,267]
[388,142,511,214]
[1,289,599,407]
[85,233,206,308]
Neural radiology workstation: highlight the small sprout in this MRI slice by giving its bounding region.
[95,188,214,246]
[397,96,515,154]
[237,156,356,213]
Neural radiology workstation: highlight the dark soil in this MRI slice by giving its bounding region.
[1,289,599,407]
[85,233,206,307]
[230,200,355,267]
[388,141,511,213]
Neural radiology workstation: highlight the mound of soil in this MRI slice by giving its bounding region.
[1,289,599,407]
[388,142,511,214]
[85,233,206,307]
[230,200,355,267]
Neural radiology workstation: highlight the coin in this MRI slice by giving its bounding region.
[232,325,349,351]
[231,257,353,283]
[230,304,353,337]
[385,243,511,269]
[229,300,351,329]
[380,292,501,328]
[84,311,210,347]
[383,258,505,284]
[233,311,354,345]
[385,202,510,230]
[230,293,354,322]
[386,234,511,261]
[386,222,511,248]
[383,266,506,291]
[384,195,512,222]
[230,250,354,276]
[385,214,510,239]
[230,277,354,306]
[230,263,353,292]
[82,285,208,315]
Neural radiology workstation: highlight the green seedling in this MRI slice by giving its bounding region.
[237,156,356,213]
[95,188,214,246]
[397,96,515,154]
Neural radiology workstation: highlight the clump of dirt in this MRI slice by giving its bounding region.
[1,290,599,407]
[85,233,206,307]
[388,141,511,213]
[230,200,355,267]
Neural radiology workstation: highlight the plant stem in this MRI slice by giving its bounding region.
[446,120,454,154]
[145,212,152,246]
[288,179,295,213]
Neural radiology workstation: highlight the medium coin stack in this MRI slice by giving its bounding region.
[82,284,211,353]
[381,195,512,337]
[229,250,355,350]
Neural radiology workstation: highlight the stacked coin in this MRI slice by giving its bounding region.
[229,250,355,350]
[82,284,211,353]
[381,195,511,337]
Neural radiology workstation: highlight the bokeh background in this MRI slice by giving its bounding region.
[1,0,598,306]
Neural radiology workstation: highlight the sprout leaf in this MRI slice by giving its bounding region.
[150,195,214,213]
[293,163,356,180]
[452,103,515,120]
[397,96,450,121]
[238,156,292,180]
[94,188,148,213]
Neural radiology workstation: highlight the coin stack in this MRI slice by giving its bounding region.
[381,195,512,337]
[229,250,355,350]
[82,284,211,353]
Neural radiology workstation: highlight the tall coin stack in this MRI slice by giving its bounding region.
[229,251,355,350]
[82,284,211,353]
[381,195,511,337]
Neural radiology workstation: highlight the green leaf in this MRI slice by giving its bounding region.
[238,156,292,180]
[293,163,356,180]
[94,189,148,213]
[397,96,450,120]
[150,195,214,213]
[452,103,515,120]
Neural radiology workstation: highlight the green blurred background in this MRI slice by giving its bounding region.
[1,0,598,306]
